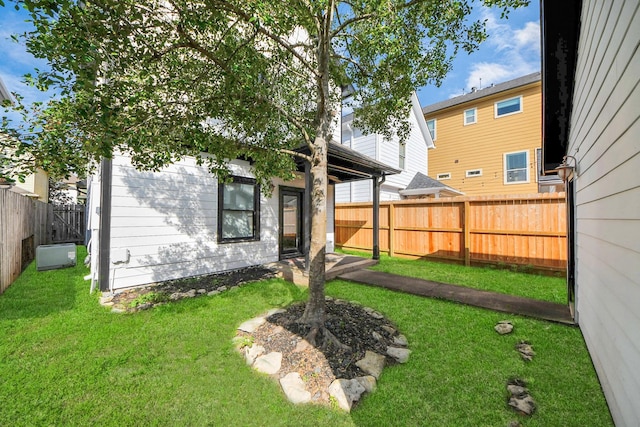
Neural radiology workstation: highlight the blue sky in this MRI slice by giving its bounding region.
[0,1,540,113]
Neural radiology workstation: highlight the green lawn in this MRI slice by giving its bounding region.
[339,248,568,304]
[0,247,611,426]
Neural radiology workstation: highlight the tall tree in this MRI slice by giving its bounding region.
[3,0,528,345]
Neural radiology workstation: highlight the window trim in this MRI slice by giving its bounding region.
[465,168,483,177]
[217,176,261,243]
[464,108,477,125]
[494,95,523,118]
[436,172,451,180]
[426,118,437,141]
[503,150,530,185]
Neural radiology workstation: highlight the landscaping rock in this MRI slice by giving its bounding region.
[253,352,282,375]
[169,292,182,301]
[217,286,228,292]
[355,351,386,378]
[328,378,366,412]
[238,317,266,333]
[507,379,536,416]
[495,320,514,335]
[136,302,153,310]
[185,289,197,298]
[508,394,536,415]
[280,372,311,404]
[507,384,528,396]
[244,344,265,365]
[207,290,220,296]
[355,375,377,393]
[515,341,535,361]
[372,331,383,341]
[386,346,411,363]
[393,334,408,346]
[382,325,397,335]
[197,288,207,294]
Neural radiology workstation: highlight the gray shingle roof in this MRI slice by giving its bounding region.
[421,72,541,116]
[405,172,449,190]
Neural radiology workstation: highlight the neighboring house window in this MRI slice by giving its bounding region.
[399,142,406,169]
[464,108,477,125]
[504,151,529,184]
[218,176,260,242]
[495,96,523,117]
[466,169,482,177]
[426,119,436,140]
[436,173,451,180]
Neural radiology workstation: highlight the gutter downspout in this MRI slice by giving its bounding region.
[98,157,113,292]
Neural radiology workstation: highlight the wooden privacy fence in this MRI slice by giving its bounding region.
[0,190,50,294]
[0,190,87,294]
[51,204,86,244]
[335,193,567,272]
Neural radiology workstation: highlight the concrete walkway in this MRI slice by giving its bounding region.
[337,269,575,325]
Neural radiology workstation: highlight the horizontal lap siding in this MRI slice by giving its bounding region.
[569,2,640,426]
[108,155,289,290]
[426,83,541,195]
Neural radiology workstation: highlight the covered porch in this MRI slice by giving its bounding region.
[290,141,401,265]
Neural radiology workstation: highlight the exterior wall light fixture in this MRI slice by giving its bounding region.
[555,155,577,181]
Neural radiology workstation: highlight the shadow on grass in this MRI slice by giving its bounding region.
[0,248,88,320]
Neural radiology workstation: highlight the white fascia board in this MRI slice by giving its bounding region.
[411,92,435,149]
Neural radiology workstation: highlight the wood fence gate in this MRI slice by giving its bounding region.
[51,204,86,244]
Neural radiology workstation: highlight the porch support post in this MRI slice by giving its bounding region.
[372,176,380,260]
[304,161,312,274]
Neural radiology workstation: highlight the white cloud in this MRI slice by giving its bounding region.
[456,8,540,94]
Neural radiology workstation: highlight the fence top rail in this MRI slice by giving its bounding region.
[336,192,567,208]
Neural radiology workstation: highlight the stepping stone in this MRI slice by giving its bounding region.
[329,378,366,412]
[280,372,311,404]
[495,320,514,335]
[238,317,266,333]
[515,341,535,361]
[355,351,386,378]
[253,352,282,375]
[386,346,411,363]
[508,394,536,415]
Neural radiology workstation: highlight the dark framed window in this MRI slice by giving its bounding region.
[218,176,260,242]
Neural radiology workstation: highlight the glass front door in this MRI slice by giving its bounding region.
[280,188,304,258]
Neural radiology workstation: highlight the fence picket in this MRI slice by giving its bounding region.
[335,193,567,273]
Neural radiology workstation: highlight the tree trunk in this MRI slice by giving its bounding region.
[300,137,328,329]
[300,5,334,331]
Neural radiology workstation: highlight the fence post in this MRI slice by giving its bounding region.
[464,200,471,266]
[389,202,395,257]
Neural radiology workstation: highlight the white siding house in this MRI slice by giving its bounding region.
[87,142,399,292]
[336,93,435,202]
[542,1,640,425]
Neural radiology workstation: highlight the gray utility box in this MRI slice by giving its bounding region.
[36,243,77,271]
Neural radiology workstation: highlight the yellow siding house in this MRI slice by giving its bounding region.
[422,72,560,196]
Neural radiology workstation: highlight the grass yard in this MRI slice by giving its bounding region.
[338,248,568,304]
[0,247,611,426]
